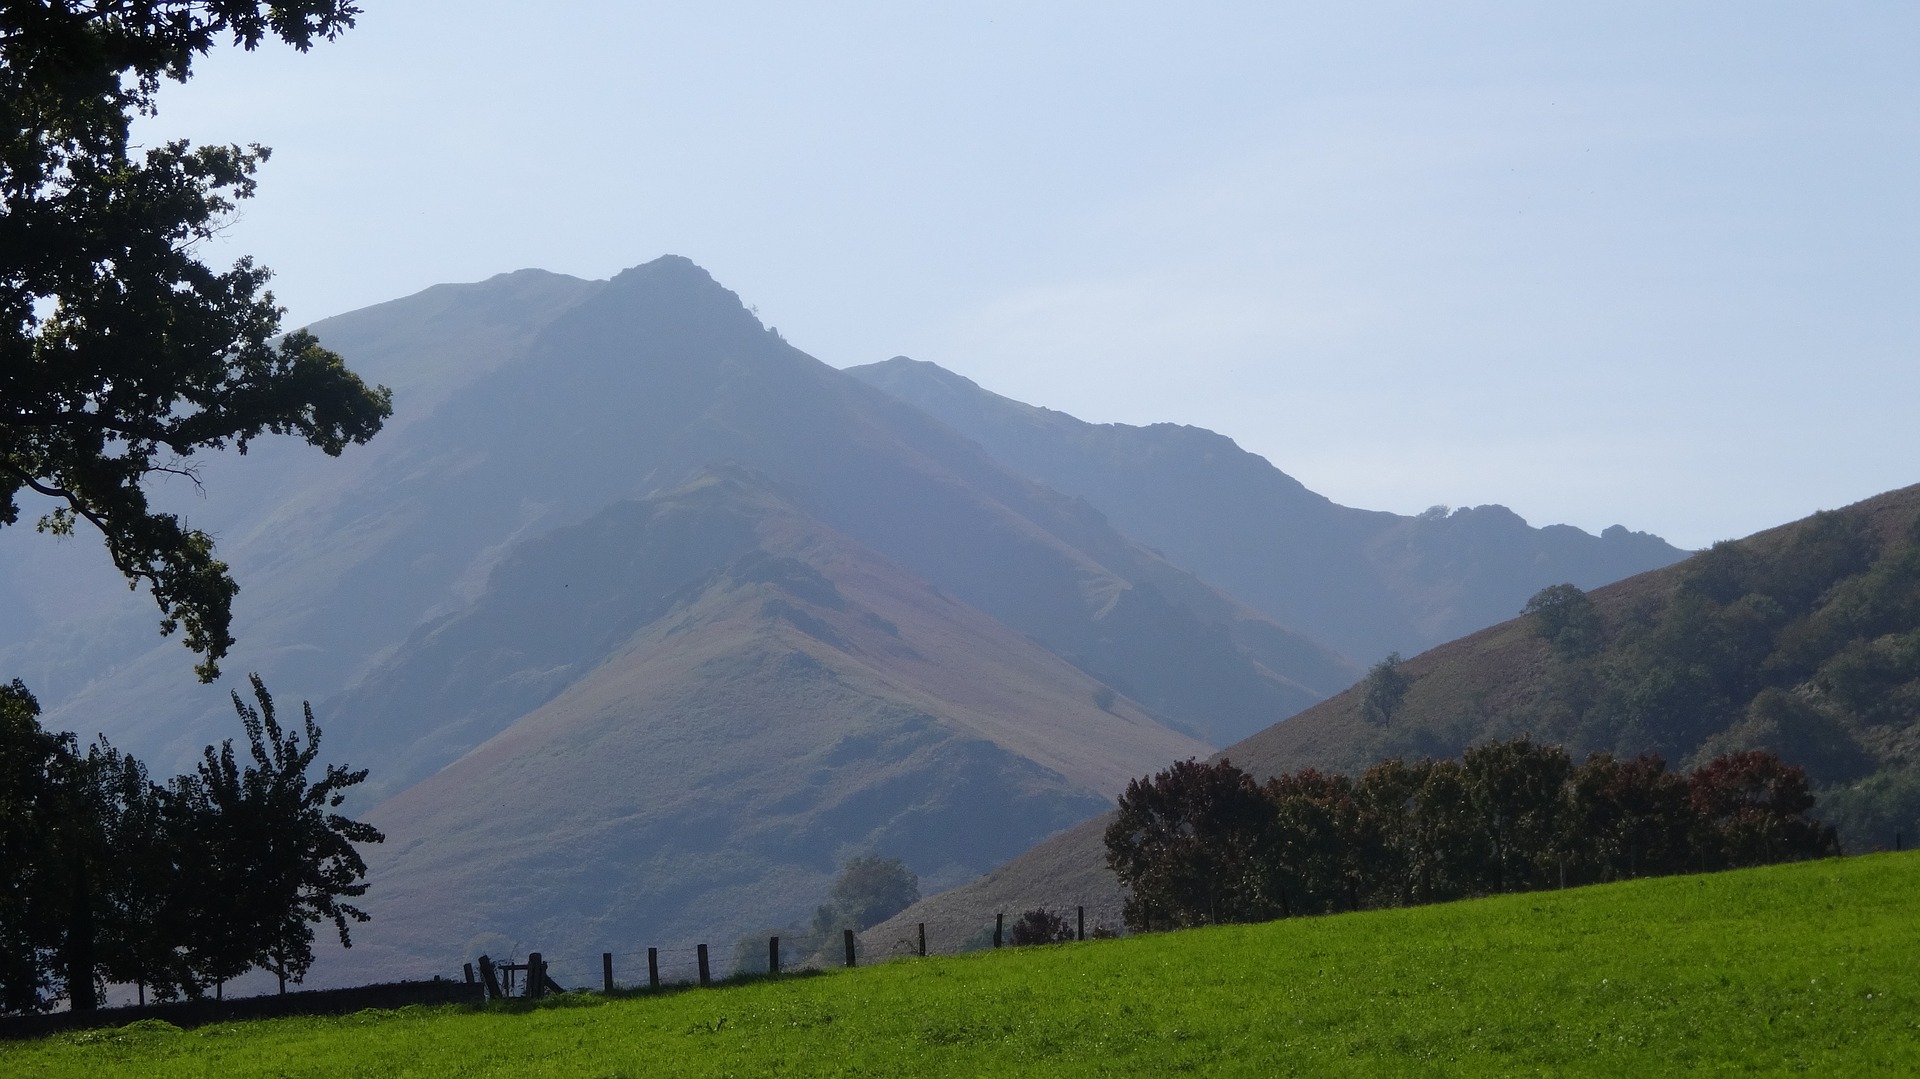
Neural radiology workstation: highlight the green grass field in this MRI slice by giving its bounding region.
[9,853,1919,1077]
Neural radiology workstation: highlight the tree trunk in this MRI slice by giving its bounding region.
[64,866,97,1012]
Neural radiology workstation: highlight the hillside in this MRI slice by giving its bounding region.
[10,854,1915,1075]
[874,482,1920,938]
[848,356,1687,663]
[4,257,1349,772]
[326,469,1211,980]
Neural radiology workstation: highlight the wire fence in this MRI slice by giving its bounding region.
[466,900,1134,1000]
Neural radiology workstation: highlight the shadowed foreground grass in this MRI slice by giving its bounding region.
[8,853,1919,1076]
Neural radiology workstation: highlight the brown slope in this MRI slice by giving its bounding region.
[1227,481,1920,780]
[328,470,1209,983]
[866,482,1920,948]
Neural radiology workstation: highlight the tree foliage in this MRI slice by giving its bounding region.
[1008,907,1076,946]
[1524,583,1604,659]
[0,674,380,1013]
[173,674,382,993]
[1359,653,1409,728]
[1104,758,1275,929]
[825,855,919,932]
[1105,739,1836,933]
[1,1,390,680]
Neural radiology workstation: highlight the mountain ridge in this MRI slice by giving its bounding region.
[847,355,1686,664]
[866,481,1920,950]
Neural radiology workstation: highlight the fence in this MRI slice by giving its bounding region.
[466,901,1132,1001]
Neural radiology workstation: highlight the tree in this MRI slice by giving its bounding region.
[1360,653,1409,727]
[1462,737,1572,894]
[1105,758,1275,930]
[1524,584,1604,659]
[2,1,390,681]
[87,740,192,1005]
[1008,908,1076,946]
[0,680,66,1012]
[823,855,919,932]
[175,674,383,993]
[1687,750,1838,869]
[1563,751,1693,882]
[1260,769,1361,915]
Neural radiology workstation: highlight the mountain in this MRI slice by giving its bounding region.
[846,357,1687,664]
[5,257,1351,773]
[0,267,608,762]
[867,483,1920,947]
[3,256,1365,982]
[333,468,1211,979]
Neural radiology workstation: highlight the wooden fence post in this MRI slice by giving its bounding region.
[1077,906,1085,941]
[769,935,781,975]
[648,947,660,989]
[603,952,614,994]
[528,953,545,1000]
[994,912,1003,948]
[697,943,711,986]
[843,928,857,968]
[464,962,475,985]
[478,955,503,1000]
[918,922,927,957]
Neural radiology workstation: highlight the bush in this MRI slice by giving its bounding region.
[1009,909,1076,946]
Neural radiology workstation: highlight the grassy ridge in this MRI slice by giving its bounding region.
[10,854,1920,1076]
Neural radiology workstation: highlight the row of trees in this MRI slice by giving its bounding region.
[1104,739,1838,931]
[0,675,381,1014]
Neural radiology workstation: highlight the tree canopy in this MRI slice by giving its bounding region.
[1,1,389,681]
[0,673,380,1013]
[1105,742,1837,932]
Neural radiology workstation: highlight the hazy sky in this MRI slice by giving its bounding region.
[140,2,1918,550]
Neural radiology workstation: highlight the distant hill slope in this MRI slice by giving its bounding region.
[334,469,1211,979]
[847,357,1687,663]
[871,483,1920,942]
[5,256,1351,770]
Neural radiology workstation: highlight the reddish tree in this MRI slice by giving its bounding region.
[1105,758,1274,930]
[1688,751,1839,868]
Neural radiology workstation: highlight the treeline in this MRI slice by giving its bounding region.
[1517,509,1920,842]
[0,676,381,1014]
[1105,739,1838,930]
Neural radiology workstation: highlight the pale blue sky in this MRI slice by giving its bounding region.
[141,2,1919,549]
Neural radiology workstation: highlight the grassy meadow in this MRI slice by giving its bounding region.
[8,852,1918,1077]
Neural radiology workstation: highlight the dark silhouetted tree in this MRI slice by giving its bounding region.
[1688,750,1838,869]
[0,680,66,1012]
[1106,758,1274,930]
[1462,737,1572,893]
[87,741,192,1005]
[1260,769,1361,915]
[2,1,390,680]
[174,675,382,994]
[1009,908,1076,946]
[1563,751,1693,882]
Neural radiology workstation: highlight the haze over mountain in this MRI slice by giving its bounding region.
[5,257,1346,767]
[0,255,1701,983]
[338,469,1213,979]
[849,357,1687,664]
[2,257,1355,980]
[870,483,1920,950]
